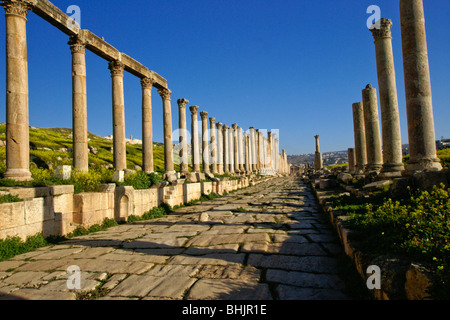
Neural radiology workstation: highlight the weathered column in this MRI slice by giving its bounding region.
[229,125,235,173]
[190,106,200,173]
[348,148,356,173]
[216,122,224,174]
[244,132,250,172]
[249,127,256,173]
[371,18,405,177]
[256,129,261,172]
[200,111,210,174]
[352,102,367,174]
[177,98,189,175]
[362,85,383,173]
[400,0,442,173]
[238,127,245,173]
[109,60,127,171]
[314,135,323,171]
[158,88,175,179]
[223,124,229,173]
[141,77,155,173]
[2,0,32,181]
[267,132,272,171]
[232,124,239,173]
[209,117,217,174]
[69,35,89,172]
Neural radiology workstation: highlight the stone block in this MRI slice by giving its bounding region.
[112,170,124,182]
[338,173,353,184]
[413,171,448,190]
[405,263,432,300]
[362,180,393,192]
[0,202,25,231]
[50,185,74,196]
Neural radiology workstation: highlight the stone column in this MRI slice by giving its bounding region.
[210,117,217,174]
[238,127,245,173]
[2,0,32,181]
[267,132,272,171]
[371,18,405,177]
[348,148,356,173]
[249,128,256,172]
[232,124,239,173]
[223,124,229,173]
[314,135,323,171]
[189,106,200,173]
[141,77,155,173]
[158,88,175,179]
[362,85,383,173]
[200,111,210,174]
[352,102,367,174]
[216,122,224,174]
[400,0,442,173]
[244,132,250,172]
[109,60,127,171]
[69,35,89,172]
[229,125,235,173]
[177,98,189,175]
[256,129,261,172]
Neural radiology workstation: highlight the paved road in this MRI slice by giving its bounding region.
[0,177,354,300]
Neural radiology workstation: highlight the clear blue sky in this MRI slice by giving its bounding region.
[0,0,449,155]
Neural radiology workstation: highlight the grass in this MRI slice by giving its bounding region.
[336,183,450,299]
[0,194,23,203]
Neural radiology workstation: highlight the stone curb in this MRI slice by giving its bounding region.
[310,179,433,300]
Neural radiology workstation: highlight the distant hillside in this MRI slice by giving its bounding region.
[0,123,173,174]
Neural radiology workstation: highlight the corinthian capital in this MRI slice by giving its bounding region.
[158,88,172,101]
[200,111,208,120]
[140,76,155,89]
[2,0,31,18]
[177,98,189,109]
[232,123,238,130]
[371,18,392,41]
[68,35,87,54]
[108,60,125,77]
[216,122,223,130]
[189,105,199,115]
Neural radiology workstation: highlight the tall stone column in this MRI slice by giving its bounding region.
[2,0,32,181]
[249,127,256,172]
[189,106,200,173]
[200,111,210,174]
[216,122,224,174]
[400,0,442,173]
[256,129,261,172]
[223,124,229,173]
[362,85,383,173]
[141,77,155,173]
[267,132,272,171]
[238,127,245,173]
[69,35,89,172]
[232,124,239,173]
[210,117,217,174]
[314,135,323,171]
[158,88,175,178]
[371,18,405,177]
[229,126,235,173]
[177,98,189,175]
[348,148,356,173]
[109,60,127,171]
[352,102,367,174]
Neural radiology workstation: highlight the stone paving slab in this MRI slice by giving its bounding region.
[0,177,356,300]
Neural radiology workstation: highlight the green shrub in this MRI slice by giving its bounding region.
[0,233,49,262]
[0,194,23,203]
[345,183,450,299]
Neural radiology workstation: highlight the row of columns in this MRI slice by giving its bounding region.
[177,100,290,177]
[1,0,289,182]
[350,0,442,178]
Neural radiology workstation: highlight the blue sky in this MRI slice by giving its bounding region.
[0,0,449,155]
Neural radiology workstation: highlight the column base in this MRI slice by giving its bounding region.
[3,168,33,182]
[379,163,404,179]
[163,171,178,183]
[404,157,443,175]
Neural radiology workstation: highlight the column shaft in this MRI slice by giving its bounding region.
[190,106,200,173]
[352,102,367,174]
[177,99,189,174]
[141,78,154,173]
[216,122,224,174]
[200,111,210,173]
[3,1,32,181]
[109,60,127,171]
[400,0,442,172]
[158,88,175,175]
[362,85,383,172]
[210,117,217,174]
[371,18,405,176]
[223,125,229,173]
[69,36,88,172]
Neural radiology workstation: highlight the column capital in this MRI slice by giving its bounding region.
[68,35,88,54]
[2,0,31,18]
[200,111,208,120]
[216,122,223,129]
[223,124,229,130]
[158,88,172,101]
[209,117,216,124]
[108,60,125,77]
[232,123,238,130]
[140,76,155,89]
[371,18,393,41]
[189,105,199,115]
[177,98,189,109]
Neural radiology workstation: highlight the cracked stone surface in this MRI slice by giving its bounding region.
[0,177,359,300]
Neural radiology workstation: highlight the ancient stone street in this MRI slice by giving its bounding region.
[0,177,356,300]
